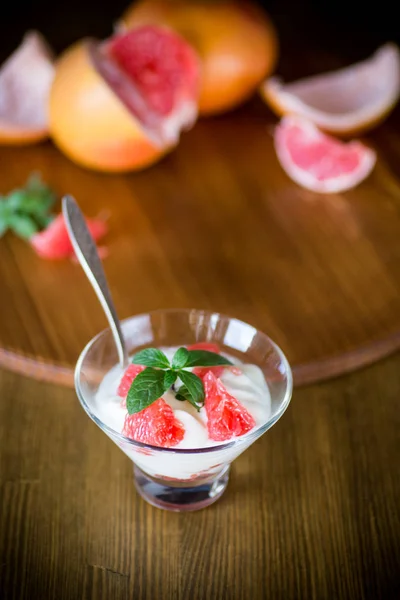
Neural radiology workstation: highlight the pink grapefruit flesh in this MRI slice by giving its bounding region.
[30,213,108,260]
[122,398,185,447]
[89,26,200,146]
[274,116,376,193]
[204,371,256,441]
[118,364,146,403]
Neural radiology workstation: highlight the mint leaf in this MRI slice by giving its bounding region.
[0,201,10,237]
[126,367,166,414]
[178,370,204,405]
[0,173,57,240]
[171,347,189,369]
[175,384,189,401]
[185,350,232,368]
[131,348,170,369]
[164,369,177,390]
[175,382,203,412]
[8,214,39,239]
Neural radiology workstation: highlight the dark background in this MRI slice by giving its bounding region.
[1,0,399,65]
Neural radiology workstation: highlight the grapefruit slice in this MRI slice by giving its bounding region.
[30,213,108,260]
[122,398,185,447]
[118,364,146,401]
[262,44,400,135]
[0,31,54,145]
[203,371,255,441]
[274,116,376,194]
[89,26,200,147]
[187,342,220,353]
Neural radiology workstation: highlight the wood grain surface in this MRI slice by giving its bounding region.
[1,98,400,386]
[1,353,399,600]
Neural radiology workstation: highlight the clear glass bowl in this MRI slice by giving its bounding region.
[75,309,293,511]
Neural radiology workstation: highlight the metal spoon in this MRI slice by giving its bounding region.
[62,195,129,368]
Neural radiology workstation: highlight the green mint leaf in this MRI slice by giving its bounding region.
[34,212,54,229]
[131,348,170,369]
[171,347,190,369]
[1,173,56,240]
[178,370,204,405]
[8,191,54,217]
[164,369,177,391]
[185,350,232,368]
[175,384,202,412]
[0,198,12,235]
[175,384,190,401]
[126,367,166,414]
[0,203,10,237]
[8,214,39,239]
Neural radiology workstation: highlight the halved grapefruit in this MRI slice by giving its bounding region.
[274,116,376,194]
[121,0,278,116]
[50,26,199,172]
[262,44,400,136]
[0,31,54,145]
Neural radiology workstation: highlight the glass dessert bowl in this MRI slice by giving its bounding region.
[75,309,293,511]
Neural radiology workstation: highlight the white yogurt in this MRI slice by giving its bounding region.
[92,348,271,480]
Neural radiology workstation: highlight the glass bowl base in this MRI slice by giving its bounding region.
[133,464,230,512]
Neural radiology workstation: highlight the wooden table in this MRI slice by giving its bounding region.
[1,354,399,600]
[1,5,400,598]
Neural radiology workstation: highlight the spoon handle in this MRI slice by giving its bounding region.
[62,195,129,368]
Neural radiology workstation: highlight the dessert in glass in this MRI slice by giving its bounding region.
[75,309,292,511]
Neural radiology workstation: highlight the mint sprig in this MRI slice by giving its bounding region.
[0,173,56,240]
[127,346,232,414]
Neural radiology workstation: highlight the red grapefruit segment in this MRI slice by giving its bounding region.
[274,116,376,194]
[0,31,54,144]
[187,342,220,353]
[30,213,108,259]
[118,364,146,400]
[193,366,225,380]
[90,26,200,146]
[204,371,256,441]
[122,398,185,447]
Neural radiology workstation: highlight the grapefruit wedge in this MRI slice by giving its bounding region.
[30,213,108,259]
[274,116,376,194]
[0,31,54,145]
[262,44,400,136]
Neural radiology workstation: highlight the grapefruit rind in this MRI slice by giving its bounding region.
[262,44,400,135]
[0,31,54,144]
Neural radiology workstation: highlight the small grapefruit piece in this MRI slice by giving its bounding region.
[50,26,199,172]
[274,116,376,194]
[262,44,400,136]
[30,213,107,259]
[122,398,185,448]
[203,371,255,441]
[187,342,220,353]
[121,0,278,116]
[193,366,225,380]
[0,31,54,145]
[117,364,146,399]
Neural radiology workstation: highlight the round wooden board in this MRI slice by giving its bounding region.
[1,104,400,387]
